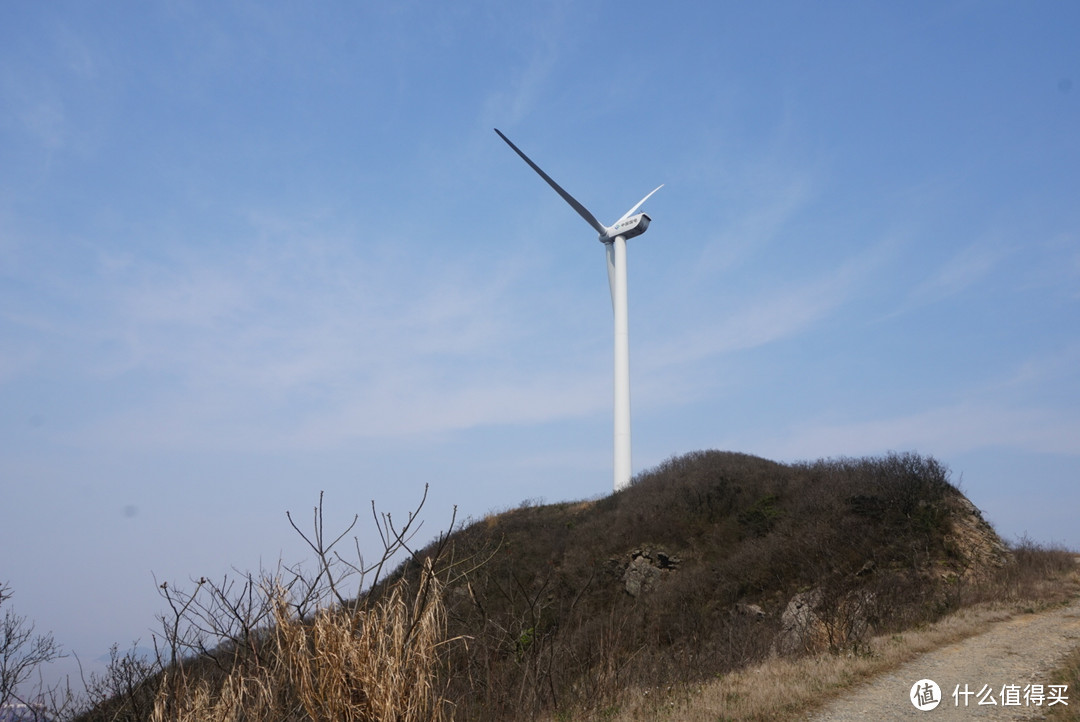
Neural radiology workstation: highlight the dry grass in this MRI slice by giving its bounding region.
[1044,559,1080,722]
[150,562,451,722]
[1044,643,1080,721]
[581,604,1014,722]
[547,551,1080,722]
[276,565,448,722]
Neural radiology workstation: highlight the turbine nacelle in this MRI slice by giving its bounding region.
[601,212,651,243]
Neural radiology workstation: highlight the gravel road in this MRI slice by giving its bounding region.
[806,597,1080,721]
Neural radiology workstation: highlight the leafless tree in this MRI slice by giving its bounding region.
[0,581,63,708]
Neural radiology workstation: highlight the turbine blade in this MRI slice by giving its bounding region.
[616,184,664,223]
[495,129,607,236]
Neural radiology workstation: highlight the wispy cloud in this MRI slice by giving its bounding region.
[693,175,816,276]
[5,212,619,452]
[999,343,1080,391]
[480,7,567,128]
[917,243,1005,297]
[646,240,891,369]
[747,399,1080,463]
[291,367,609,444]
[0,22,99,155]
[883,241,1010,319]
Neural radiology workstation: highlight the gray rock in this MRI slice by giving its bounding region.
[735,602,766,620]
[623,554,662,597]
[621,548,680,596]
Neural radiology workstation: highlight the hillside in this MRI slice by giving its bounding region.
[397,451,1011,720]
[69,450,1046,722]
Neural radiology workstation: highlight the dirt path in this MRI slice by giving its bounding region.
[806,597,1080,721]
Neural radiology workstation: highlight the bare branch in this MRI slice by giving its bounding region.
[0,584,63,708]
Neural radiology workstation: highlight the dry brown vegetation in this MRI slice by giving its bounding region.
[16,451,1078,722]
[50,487,464,722]
[588,548,1080,722]
[1047,647,1080,721]
[1046,562,1080,722]
[427,451,1019,720]
[148,566,448,722]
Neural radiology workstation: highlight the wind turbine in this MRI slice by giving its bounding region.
[495,128,662,492]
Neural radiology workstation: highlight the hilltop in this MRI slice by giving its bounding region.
[398,451,1013,720]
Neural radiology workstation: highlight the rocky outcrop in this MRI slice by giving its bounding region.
[944,495,1011,580]
[774,587,875,655]
[621,548,680,597]
[775,589,824,655]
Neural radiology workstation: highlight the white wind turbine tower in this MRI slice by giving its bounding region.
[495,129,662,492]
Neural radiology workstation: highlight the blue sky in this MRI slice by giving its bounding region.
[2,0,1078,686]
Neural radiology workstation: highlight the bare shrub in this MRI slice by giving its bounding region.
[991,538,1078,605]
[149,562,449,722]
[66,643,160,721]
[67,486,461,722]
[0,582,63,710]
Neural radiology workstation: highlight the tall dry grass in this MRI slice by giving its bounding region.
[276,561,449,722]
[141,488,459,722]
[151,562,450,722]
